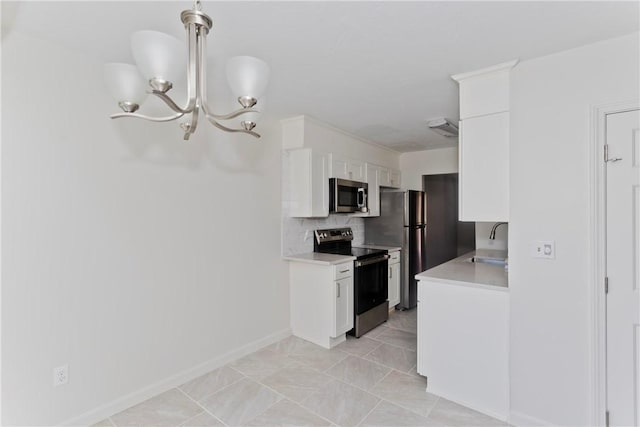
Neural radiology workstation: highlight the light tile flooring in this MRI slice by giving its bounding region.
[95,310,507,427]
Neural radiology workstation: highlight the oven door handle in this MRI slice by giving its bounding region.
[355,254,390,267]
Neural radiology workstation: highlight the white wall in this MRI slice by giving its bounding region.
[399,146,458,191]
[1,32,289,425]
[509,32,639,425]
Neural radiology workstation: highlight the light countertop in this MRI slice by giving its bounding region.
[357,244,402,252]
[283,252,356,266]
[415,249,508,292]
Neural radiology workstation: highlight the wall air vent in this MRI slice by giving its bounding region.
[427,118,459,137]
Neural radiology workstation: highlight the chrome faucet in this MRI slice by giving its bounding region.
[489,222,508,240]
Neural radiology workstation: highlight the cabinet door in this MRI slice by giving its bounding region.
[331,156,349,179]
[332,277,354,337]
[288,149,329,217]
[416,282,426,376]
[365,164,380,217]
[378,168,391,187]
[459,112,509,221]
[311,151,330,217]
[389,170,401,188]
[347,160,365,181]
[388,262,401,308]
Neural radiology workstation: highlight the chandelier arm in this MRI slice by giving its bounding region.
[204,113,261,138]
[187,105,200,138]
[206,107,260,121]
[150,91,191,114]
[110,112,185,122]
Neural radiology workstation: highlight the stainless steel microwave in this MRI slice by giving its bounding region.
[329,178,368,213]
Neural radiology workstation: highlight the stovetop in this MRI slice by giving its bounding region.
[314,227,387,260]
[318,246,387,259]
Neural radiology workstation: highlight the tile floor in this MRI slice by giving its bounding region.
[94,309,507,427]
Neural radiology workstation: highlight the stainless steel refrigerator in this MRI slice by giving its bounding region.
[364,174,474,309]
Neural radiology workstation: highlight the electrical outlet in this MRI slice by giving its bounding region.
[53,364,68,387]
[531,240,555,259]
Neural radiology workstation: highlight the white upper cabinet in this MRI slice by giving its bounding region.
[389,169,401,188]
[452,60,517,222]
[331,155,365,182]
[458,113,510,221]
[331,156,349,180]
[376,166,401,189]
[378,168,391,187]
[347,160,365,182]
[452,60,518,120]
[287,148,329,218]
[365,164,381,217]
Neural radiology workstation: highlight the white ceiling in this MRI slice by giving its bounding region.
[6,1,639,152]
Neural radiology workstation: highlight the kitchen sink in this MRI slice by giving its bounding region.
[467,256,507,267]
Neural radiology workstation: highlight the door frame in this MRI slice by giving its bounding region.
[589,100,639,426]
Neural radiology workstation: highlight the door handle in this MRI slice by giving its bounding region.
[337,283,340,298]
[390,268,393,279]
[605,145,623,163]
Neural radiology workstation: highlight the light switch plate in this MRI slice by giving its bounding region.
[532,240,555,259]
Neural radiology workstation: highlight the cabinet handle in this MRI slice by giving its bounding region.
[339,269,349,273]
[389,268,393,279]
[337,283,341,298]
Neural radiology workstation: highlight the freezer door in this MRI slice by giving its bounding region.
[404,190,426,227]
[401,224,427,309]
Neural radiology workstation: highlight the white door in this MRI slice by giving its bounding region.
[606,109,640,426]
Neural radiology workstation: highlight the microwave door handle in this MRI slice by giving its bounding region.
[357,188,365,207]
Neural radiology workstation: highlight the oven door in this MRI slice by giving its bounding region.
[353,255,389,315]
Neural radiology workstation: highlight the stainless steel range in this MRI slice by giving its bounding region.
[314,227,389,337]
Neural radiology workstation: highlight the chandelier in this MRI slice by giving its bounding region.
[104,0,270,140]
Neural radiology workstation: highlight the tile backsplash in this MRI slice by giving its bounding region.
[282,215,365,256]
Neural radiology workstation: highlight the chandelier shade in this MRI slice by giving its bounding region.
[106,0,270,140]
[131,31,186,92]
[226,56,270,100]
[103,63,148,113]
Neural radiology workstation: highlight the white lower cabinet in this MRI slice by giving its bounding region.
[290,261,354,348]
[387,250,401,308]
[333,277,353,337]
[417,279,509,421]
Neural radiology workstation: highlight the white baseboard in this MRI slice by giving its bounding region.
[509,410,555,427]
[426,386,507,422]
[60,328,292,426]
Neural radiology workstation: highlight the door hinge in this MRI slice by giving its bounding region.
[606,410,610,427]
[605,277,609,294]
